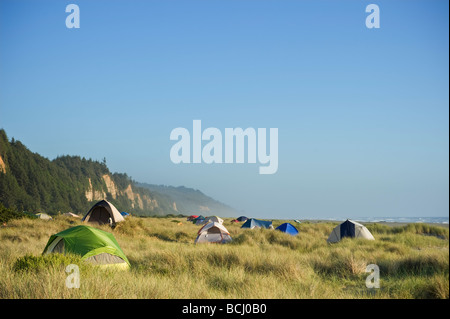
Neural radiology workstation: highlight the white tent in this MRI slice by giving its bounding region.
[327,219,375,243]
[195,222,232,244]
[82,200,124,226]
[204,215,224,224]
[35,213,52,220]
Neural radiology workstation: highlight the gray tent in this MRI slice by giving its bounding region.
[241,218,273,229]
[35,213,52,220]
[204,216,224,224]
[327,219,375,243]
[195,222,232,244]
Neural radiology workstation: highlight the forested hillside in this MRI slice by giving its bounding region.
[0,129,238,217]
[0,129,177,216]
[137,183,238,217]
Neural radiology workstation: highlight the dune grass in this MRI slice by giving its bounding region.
[0,216,448,299]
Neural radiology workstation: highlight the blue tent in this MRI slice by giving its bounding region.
[121,212,130,218]
[193,215,206,224]
[276,223,299,236]
[241,218,272,229]
[236,216,248,222]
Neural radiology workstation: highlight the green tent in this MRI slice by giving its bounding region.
[42,225,130,269]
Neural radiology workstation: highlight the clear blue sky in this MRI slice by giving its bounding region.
[1,0,448,219]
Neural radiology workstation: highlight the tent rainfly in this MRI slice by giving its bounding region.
[276,223,299,236]
[82,200,124,226]
[236,216,248,222]
[42,225,130,269]
[241,218,273,229]
[327,219,375,243]
[187,215,199,221]
[195,222,232,244]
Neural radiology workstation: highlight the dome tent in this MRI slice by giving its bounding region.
[42,225,130,269]
[82,200,124,226]
[194,216,207,225]
[327,219,375,243]
[35,213,52,220]
[195,222,232,244]
[241,218,273,229]
[276,223,299,236]
[204,215,224,224]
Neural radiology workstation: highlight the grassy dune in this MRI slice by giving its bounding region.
[0,216,448,299]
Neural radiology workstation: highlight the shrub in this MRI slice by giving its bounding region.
[114,217,148,236]
[311,249,368,279]
[0,203,34,223]
[12,253,86,273]
[426,275,450,299]
[379,253,449,277]
[175,231,190,242]
[401,223,448,239]
[366,223,448,239]
[206,251,240,269]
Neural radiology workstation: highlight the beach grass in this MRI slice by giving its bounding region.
[0,216,448,299]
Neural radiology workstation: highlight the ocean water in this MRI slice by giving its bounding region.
[300,216,449,224]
